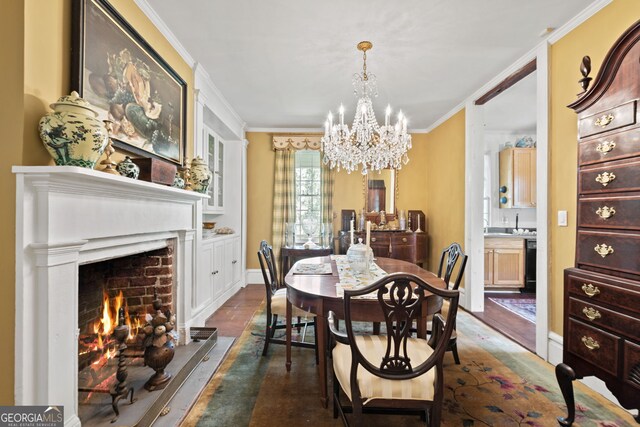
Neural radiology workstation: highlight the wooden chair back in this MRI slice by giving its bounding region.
[341,273,459,383]
[437,242,468,291]
[257,240,279,297]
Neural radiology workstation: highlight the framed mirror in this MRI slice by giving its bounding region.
[364,169,397,214]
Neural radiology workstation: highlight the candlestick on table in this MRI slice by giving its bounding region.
[349,219,355,246]
[366,221,371,247]
[416,214,423,233]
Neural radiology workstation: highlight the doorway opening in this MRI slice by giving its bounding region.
[464,47,549,359]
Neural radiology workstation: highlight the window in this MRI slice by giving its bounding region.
[294,150,321,243]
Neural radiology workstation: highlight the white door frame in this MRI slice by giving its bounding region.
[464,41,550,360]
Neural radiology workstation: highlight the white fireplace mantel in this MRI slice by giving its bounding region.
[13,166,207,427]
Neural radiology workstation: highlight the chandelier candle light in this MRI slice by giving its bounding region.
[321,41,412,175]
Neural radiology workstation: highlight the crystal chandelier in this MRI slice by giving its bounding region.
[321,41,412,175]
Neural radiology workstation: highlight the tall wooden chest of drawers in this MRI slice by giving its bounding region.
[556,20,640,425]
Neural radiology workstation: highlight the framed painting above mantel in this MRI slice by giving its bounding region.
[71,0,187,166]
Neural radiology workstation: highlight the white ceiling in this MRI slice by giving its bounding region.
[146,0,593,130]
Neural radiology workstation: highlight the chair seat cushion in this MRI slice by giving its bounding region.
[332,335,436,404]
[271,288,313,318]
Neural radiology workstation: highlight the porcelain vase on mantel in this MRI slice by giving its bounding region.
[190,156,212,194]
[38,91,109,168]
[116,156,140,179]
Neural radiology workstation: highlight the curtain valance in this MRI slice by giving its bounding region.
[272,135,322,151]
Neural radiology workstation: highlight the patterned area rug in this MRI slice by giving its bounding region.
[489,297,536,323]
[182,307,634,426]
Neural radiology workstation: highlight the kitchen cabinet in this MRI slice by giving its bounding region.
[499,147,536,208]
[484,237,525,288]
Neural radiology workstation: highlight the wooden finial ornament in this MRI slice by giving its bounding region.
[578,56,592,95]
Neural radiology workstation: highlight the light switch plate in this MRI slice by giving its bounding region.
[558,210,568,227]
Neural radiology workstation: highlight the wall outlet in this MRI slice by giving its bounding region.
[558,210,568,227]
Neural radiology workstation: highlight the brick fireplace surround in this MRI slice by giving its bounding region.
[14,166,207,427]
[78,244,175,335]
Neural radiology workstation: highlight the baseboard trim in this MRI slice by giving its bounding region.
[246,269,263,285]
[547,331,563,365]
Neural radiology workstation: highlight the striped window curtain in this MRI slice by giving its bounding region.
[271,149,296,273]
[320,163,335,224]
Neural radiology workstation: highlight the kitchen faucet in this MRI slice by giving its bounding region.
[515,213,519,231]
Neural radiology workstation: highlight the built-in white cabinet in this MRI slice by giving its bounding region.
[195,235,242,318]
[193,64,246,330]
[203,125,225,214]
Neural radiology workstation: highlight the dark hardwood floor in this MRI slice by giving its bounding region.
[470,292,536,352]
[204,284,265,336]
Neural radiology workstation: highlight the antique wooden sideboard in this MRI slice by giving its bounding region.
[555,20,640,425]
[338,230,427,266]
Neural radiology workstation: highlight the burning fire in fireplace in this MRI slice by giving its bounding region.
[79,290,144,380]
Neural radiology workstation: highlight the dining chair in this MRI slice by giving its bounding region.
[328,272,459,426]
[433,242,468,364]
[257,240,317,359]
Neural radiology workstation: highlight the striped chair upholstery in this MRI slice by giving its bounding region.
[332,335,436,403]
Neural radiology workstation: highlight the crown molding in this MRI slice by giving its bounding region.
[133,0,195,67]
[423,102,466,134]
[547,0,613,44]
[246,127,324,133]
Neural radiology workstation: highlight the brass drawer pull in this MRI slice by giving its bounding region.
[581,336,600,351]
[595,206,616,219]
[594,243,614,258]
[371,237,377,243]
[581,283,600,297]
[401,237,407,243]
[595,172,616,187]
[582,307,602,321]
[594,114,614,128]
[596,140,616,154]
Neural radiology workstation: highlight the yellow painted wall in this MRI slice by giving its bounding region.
[0,0,194,403]
[0,1,25,406]
[548,0,640,334]
[424,110,466,272]
[246,132,276,269]
[245,132,429,271]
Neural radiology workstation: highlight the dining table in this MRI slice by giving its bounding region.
[284,255,446,408]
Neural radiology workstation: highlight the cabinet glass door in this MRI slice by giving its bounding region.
[217,140,224,208]
[207,132,216,209]
[203,126,224,213]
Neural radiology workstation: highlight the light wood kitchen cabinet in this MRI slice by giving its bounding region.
[484,237,525,288]
[499,147,536,208]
